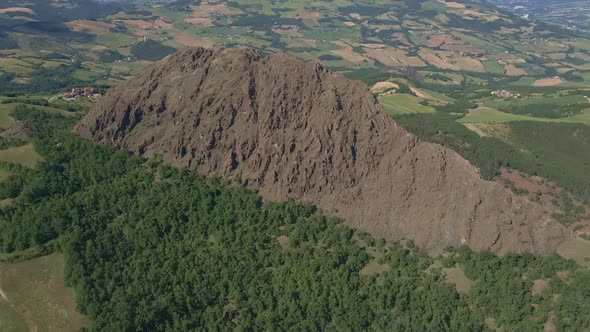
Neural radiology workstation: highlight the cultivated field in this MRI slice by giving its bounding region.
[0,254,89,331]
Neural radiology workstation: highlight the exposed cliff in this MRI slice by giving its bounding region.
[76,47,571,254]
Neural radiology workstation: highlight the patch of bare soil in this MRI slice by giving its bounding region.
[532,279,549,295]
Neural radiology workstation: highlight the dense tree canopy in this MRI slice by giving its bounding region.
[0,107,587,331]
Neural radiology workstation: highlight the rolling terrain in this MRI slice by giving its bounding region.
[0,0,589,330]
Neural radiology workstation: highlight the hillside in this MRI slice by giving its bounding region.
[76,47,571,255]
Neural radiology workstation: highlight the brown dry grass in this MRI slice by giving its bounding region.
[371,82,399,93]
[184,3,238,26]
[427,35,447,48]
[419,49,484,72]
[360,43,385,49]
[174,34,215,48]
[556,67,574,74]
[534,78,562,87]
[444,267,472,293]
[463,123,489,137]
[331,41,367,63]
[439,0,465,8]
[366,48,426,67]
[557,237,590,267]
[66,20,115,35]
[0,254,89,332]
[184,17,213,26]
[532,279,549,295]
[505,64,527,76]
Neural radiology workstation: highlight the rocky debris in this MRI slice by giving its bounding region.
[76,47,572,255]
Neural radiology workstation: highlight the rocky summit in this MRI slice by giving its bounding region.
[76,47,571,255]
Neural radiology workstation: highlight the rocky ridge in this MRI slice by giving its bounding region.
[76,47,571,254]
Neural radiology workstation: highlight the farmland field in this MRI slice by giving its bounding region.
[0,144,42,168]
[458,107,590,124]
[0,254,88,332]
[379,94,436,115]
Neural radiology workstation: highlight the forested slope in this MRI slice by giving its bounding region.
[0,106,587,331]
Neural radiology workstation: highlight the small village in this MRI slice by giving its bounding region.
[491,89,520,98]
[59,87,103,101]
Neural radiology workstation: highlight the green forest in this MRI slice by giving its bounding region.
[0,107,588,331]
[395,113,590,205]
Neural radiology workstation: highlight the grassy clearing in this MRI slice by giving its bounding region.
[443,267,473,293]
[458,106,590,124]
[0,144,42,168]
[557,237,590,268]
[379,94,436,115]
[0,104,16,129]
[0,254,89,332]
[0,169,11,182]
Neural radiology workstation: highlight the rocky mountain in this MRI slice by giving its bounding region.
[76,47,571,255]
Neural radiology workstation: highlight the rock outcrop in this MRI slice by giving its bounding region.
[76,47,571,254]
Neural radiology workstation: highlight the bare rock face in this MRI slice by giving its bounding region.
[76,47,571,255]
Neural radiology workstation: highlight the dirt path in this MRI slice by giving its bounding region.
[0,286,8,302]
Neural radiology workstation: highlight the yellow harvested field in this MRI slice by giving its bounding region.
[410,87,433,100]
[331,41,367,63]
[366,48,426,67]
[0,7,34,14]
[505,64,527,76]
[547,53,566,60]
[184,3,238,26]
[360,43,386,49]
[343,21,356,27]
[174,34,215,48]
[556,67,574,74]
[120,19,160,30]
[66,20,115,35]
[349,13,361,20]
[533,78,562,87]
[427,34,448,48]
[371,82,399,92]
[439,0,465,8]
[419,50,457,70]
[419,49,484,72]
